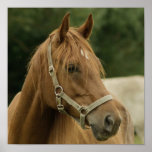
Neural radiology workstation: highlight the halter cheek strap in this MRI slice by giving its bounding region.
[47,43,113,129]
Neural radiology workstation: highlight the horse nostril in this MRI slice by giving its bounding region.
[104,115,114,133]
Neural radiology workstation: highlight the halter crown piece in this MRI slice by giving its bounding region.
[47,43,113,129]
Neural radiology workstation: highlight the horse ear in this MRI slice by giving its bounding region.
[59,13,70,42]
[77,14,93,39]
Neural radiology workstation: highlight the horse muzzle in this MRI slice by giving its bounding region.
[87,113,121,141]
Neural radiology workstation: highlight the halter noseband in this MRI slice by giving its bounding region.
[47,43,112,129]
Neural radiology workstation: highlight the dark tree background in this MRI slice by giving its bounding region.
[8,8,144,104]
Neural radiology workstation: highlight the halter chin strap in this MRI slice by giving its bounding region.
[47,43,113,129]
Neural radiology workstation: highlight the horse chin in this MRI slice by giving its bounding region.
[90,125,119,141]
[91,130,113,141]
[95,136,109,141]
[91,130,111,141]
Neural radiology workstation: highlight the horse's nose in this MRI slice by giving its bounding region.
[104,115,121,133]
[104,115,114,133]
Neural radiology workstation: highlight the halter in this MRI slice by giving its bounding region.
[47,43,113,129]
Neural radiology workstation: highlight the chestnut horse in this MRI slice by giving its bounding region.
[8,13,134,144]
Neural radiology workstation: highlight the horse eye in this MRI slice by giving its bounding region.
[67,64,79,73]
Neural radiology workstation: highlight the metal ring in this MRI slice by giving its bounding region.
[55,85,63,96]
[49,65,54,73]
[79,106,87,115]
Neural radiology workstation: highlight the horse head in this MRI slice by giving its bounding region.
[41,13,121,141]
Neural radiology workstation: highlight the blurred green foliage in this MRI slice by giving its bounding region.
[8,8,144,103]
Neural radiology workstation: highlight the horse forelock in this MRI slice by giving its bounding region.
[49,28,105,80]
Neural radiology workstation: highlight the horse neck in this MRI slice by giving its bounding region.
[8,41,92,144]
[9,46,57,143]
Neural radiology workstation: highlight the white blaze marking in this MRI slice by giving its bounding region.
[80,49,89,60]
[81,49,84,56]
[85,52,89,60]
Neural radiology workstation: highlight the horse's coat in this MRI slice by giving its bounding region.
[8,13,134,144]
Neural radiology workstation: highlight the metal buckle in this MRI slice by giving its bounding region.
[55,85,63,97]
[49,65,54,74]
[57,104,64,112]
